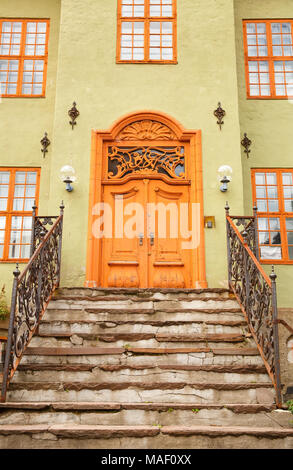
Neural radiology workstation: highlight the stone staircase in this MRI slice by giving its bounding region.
[0,287,292,449]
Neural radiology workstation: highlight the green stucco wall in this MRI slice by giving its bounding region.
[0,0,61,301]
[48,0,244,290]
[234,0,293,307]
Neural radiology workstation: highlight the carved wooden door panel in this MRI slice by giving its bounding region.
[102,180,147,288]
[147,180,192,288]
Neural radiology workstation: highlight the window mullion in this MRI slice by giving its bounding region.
[17,20,26,97]
[3,169,15,260]
[266,21,275,98]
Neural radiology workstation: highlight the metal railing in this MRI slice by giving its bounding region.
[1,203,64,402]
[225,203,282,407]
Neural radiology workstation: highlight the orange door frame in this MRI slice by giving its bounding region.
[85,110,207,288]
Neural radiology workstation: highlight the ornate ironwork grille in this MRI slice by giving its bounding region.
[107,146,185,180]
[225,205,282,406]
[1,204,64,401]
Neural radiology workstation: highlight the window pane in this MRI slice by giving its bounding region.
[271,232,281,244]
[285,200,293,212]
[20,244,30,258]
[289,246,293,259]
[256,186,266,198]
[257,200,267,211]
[259,232,270,244]
[282,173,293,184]
[266,173,277,184]
[260,246,282,259]
[268,200,279,212]
[269,218,280,230]
[286,218,293,230]
[0,172,10,184]
[255,173,265,184]
[9,244,20,259]
[284,187,293,198]
[258,218,269,230]
[267,186,278,198]
[287,232,293,244]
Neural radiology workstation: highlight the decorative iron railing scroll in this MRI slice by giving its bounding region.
[225,204,282,407]
[1,203,64,402]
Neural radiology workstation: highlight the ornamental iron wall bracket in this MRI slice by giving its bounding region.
[68,101,80,130]
[213,102,226,130]
[40,132,50,158]
[241,133,252,158]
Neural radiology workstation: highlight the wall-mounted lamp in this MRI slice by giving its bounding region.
[60,165,76,192]
[218,165,232,192]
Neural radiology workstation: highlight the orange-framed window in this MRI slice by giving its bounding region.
[252,169,293,264]
[117,0,177,63]
[0,19,50,97]
[243,19,293,99]
[0,168,40,262]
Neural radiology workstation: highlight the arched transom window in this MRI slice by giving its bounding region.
[117,0,177,63]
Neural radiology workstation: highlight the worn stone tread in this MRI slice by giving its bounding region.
[24,347,125,356]
[83,308,242,314]
[17,363,267,373]
[40,319,248,327]
[8,381,274,391]
[161,425,293,438]
[35,332,246,343]
[0,424,160,438]
[22,346,260,356]
[127,347,259,355]
[0,402,276,413]
[0,424,292,439]
[56,287,231,295]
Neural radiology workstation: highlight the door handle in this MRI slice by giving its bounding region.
[138,233,144,246]
[150,232,154,246]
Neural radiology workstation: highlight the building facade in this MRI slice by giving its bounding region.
[0,0,293,308]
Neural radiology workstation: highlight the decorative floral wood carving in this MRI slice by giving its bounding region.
[117,120,177,141]
[108,146,185,180]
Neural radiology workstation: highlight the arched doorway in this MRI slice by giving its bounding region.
[86,111,206,288]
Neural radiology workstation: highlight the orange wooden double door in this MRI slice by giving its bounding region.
[86,112,206,289]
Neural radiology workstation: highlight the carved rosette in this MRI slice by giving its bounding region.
[116,120,177,141]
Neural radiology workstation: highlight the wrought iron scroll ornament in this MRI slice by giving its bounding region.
[241,133,252,158]
[1,203,64,402]
[225,204,282,407]
[68,101,80,130]
[213,102,226,130]
[40,132,50,158]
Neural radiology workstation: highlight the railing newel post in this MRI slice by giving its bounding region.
[29,201,38,258]
[253,202,259,260]
[270,266,282,407]
[57,201,65,287]
[1,264,20,402]
[225,202,231,287]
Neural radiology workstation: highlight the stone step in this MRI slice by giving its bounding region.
[12,366,271,385]
[55,287,232,300]
[0,424,292,449]
[38,319,247,336]
[0,403,290,428]
[47,298,240,312]
[43,310,244,324]
[29,332,254,349]
[20,348,264,368]
[6,381,275,405]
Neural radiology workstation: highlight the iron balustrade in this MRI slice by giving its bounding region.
[225,203,282,407]
[1,203,64,402]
